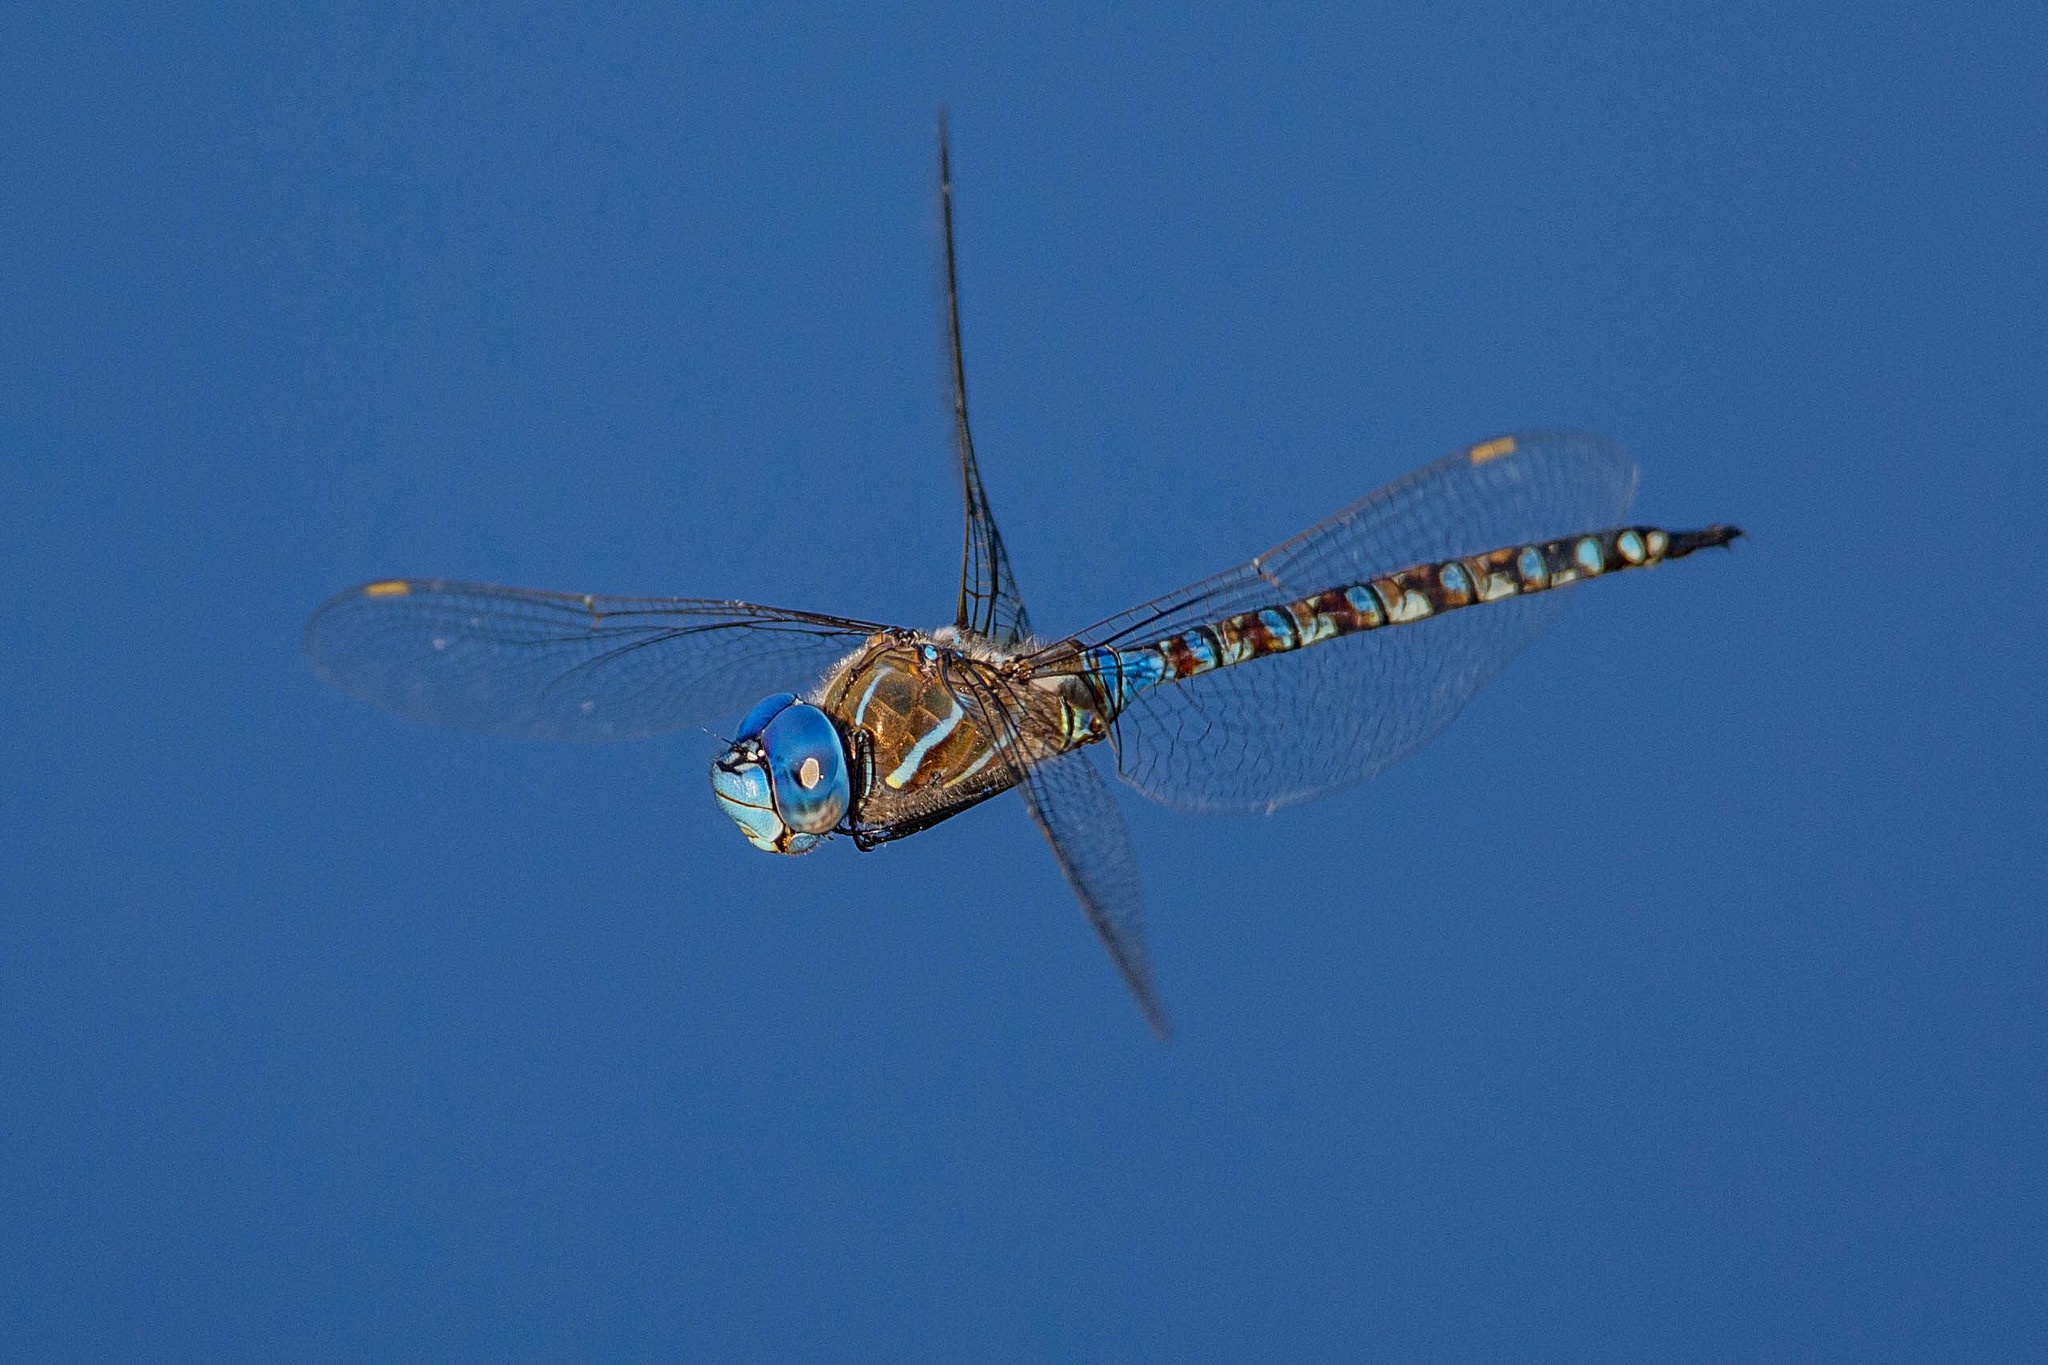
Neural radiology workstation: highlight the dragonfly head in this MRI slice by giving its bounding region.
[709,692,851,855]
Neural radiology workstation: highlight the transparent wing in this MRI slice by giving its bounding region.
[1019,747,1169,1038]
[939,114,1031,646]
[304,579,882,741]
[1052,432,1639,812]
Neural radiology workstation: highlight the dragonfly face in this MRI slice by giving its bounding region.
[710,692,851,855]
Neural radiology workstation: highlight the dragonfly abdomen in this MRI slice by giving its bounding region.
[1084,523,1741,711]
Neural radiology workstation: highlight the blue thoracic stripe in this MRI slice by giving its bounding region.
[885,690,964,788]
[1078,524,1712,715]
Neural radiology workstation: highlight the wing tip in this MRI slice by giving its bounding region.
[1138,994,1174,1042]
[302,578,414,668]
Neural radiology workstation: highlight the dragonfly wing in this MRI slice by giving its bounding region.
[1060,432,1639,812]
[939,115,1031,646]
[1111,591,1570,812]
[304,579,881,741]
[1019,747,1170,1038]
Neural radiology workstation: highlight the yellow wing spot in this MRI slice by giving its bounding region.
[363,580,411,598]
[1468,436,1516,465]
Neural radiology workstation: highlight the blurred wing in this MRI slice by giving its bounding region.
[939,114,1031,645]
[304,579,882,741]
[1019,747,1169,1038]
[1055,432,1639,812]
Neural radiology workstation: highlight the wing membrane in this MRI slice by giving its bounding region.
[935,661,1165,1035]
[304,579,880,741]
[939,114,1031,645]
[1019,747,1169,1037]
[1047,432,1639,812]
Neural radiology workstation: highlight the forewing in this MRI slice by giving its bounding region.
[939,115,1032,646]
[304,579,880,741]
[1019,747,1170,1038]
[1052,432,1639,812]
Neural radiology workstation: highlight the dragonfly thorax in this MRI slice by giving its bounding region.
[807,632,1109,844]
[709,693,851,855]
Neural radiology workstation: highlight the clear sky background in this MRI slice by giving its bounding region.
[5,2,2044,1357]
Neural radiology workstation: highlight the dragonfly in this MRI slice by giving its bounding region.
[305,121,1740,1036]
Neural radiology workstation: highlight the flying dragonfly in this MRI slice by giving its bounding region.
[305,120,1740,1036]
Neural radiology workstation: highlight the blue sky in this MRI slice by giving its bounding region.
[4,2,2044,1357]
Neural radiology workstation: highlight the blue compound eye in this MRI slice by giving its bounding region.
[759,702,850,836]
[735,691,799,742]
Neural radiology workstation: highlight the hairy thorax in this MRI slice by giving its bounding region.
[817,631,1108,838]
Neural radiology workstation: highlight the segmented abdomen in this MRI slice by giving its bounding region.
[1082,524,1739,711]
